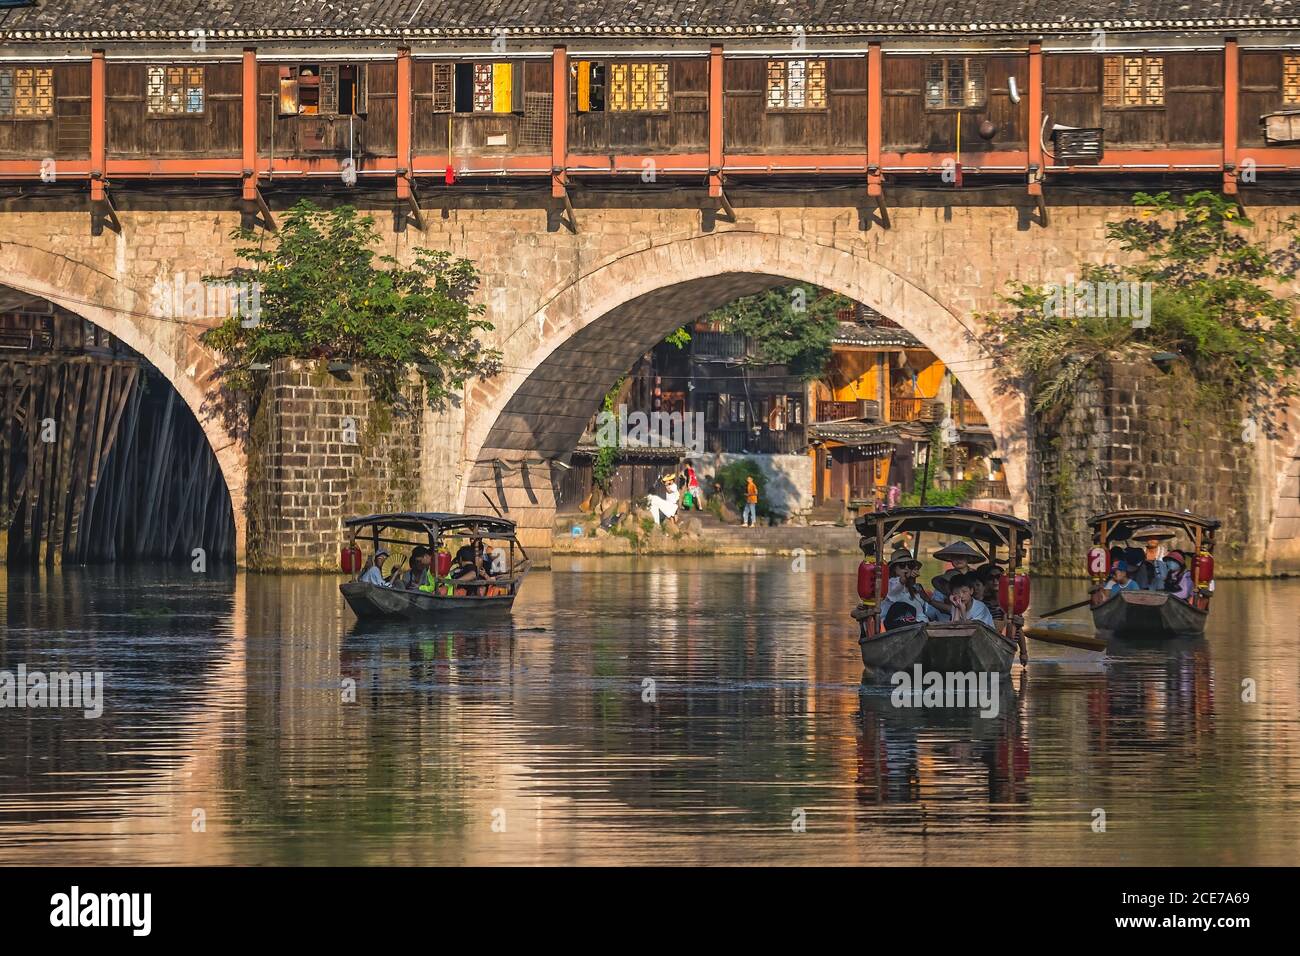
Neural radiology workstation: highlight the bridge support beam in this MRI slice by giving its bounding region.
[865,42,888,228]
[1224,37,1240,196]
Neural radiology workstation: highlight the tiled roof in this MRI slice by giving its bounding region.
[808,419,925,447]
[2,1,1298,41]
[832,321,923,349]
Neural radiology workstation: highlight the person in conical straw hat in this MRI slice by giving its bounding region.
[1133,525,1176,590]
[933,539,982,575]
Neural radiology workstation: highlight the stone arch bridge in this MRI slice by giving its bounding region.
[1,191,1297,571]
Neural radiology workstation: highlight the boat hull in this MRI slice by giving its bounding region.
[859,621,1017,680]
[1091,589,1208,640]
[341,581,517,622]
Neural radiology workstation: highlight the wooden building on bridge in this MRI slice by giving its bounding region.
[0,2,1298,228]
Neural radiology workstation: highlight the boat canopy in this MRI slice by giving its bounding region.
[855,506,1032,544]
[1087,509,1220,544]
[344,512,518,539]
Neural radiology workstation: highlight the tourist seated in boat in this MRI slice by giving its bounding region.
[358,548,391,587]
[947,573,996,627]
[934,540,981,576]
[1132,525,1175,590]
[450,544,495,596]
[397,547,433,590]
[882,601,921,630]
[973,564,1007,623]
[927,574,953,622]
[881,547,943,622]
[1162,551,1194,602]
[1104,560,1141,593]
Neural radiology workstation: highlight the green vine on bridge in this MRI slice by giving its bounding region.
[981,190,1300,433]
[200,200,502,409]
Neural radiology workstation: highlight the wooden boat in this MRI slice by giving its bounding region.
[1090,588,1207,640]
[853,506,1034,677]
[339,512,528,622]
[1086,509,1219,640]
[859,619,1017,679]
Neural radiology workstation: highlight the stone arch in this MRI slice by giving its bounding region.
[458,230,1027,554]
[0,239,245,559]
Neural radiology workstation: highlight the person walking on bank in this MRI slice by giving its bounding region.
[743,475,759,527]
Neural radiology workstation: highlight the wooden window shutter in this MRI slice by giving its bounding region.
[512,62,524,112]
[278,66,300,115]
[1102,56,1123,106]
[432,63,454,112]
[1285,55,1300,106]
[492,62,513,113]
[355,64,368,114]
[320,65,338,115]
[576,60,591,112]
[963,58,986,107]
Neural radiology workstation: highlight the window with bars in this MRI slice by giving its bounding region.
[146,65,204,115]
[765,59,827,110]
[924,58,986,109]
[1284,55,1300,106]
[1102,56,1164,107]
[435,62,520,114]
[277,64,368,116]
[0,67,54,117]
[608,62,669,111]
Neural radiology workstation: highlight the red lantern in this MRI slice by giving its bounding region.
[1195,551,1214,586]
[444,164,456,185]
[435,550,453,577]
[857,561,882,601]
[340,544,363,574]
[1087,546,1108,580]
[1013,573,1031,615]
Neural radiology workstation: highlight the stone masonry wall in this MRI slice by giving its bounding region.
[1031,353,1262,576]
[246,359,422,571]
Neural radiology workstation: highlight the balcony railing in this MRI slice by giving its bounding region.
[705,425,806,455]
[690,331,757,362]
[888,397,925,422]
[955,398,987,427]
[935,478,1009,499]
[817,400,866,421]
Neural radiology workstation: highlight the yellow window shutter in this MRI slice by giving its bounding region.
[492,62,512,113]
[577,60,591,112]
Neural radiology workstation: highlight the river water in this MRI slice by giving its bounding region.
[1,556,1298,866]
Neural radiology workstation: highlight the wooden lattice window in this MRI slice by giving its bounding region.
[765,59,827,110]
[0,67,54,117]
[432,63,454,112]
[1284,55,1300,106]
[924,57,986,109]
[147,65,204,115]
[1103,56,1164,107]
[608,62,669,111]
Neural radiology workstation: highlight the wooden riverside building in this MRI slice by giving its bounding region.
[2,3,1300,230]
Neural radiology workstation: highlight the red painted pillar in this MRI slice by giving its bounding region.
[708,43,724,198]
[867,42,883,196]
[551,45,568,198]
[396,47,413,200]
[1224,37,1240,194]
[89,50,106,201]
[241,48,257,201]
[1027,40,1044,195]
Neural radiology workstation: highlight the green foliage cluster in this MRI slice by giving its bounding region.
[715,458,769,515]
[704,282,848,380]
[200,200,502,407]
[592,376,627,492]
[982,191,1300,427]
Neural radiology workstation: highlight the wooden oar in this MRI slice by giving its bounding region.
[1036,586,1103,619]
[1023,625,1107,652]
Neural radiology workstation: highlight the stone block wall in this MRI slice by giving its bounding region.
[1030,354,1262,575]
[246,359,422,571]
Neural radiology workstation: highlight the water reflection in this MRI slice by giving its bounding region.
[1,559,1298,865]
